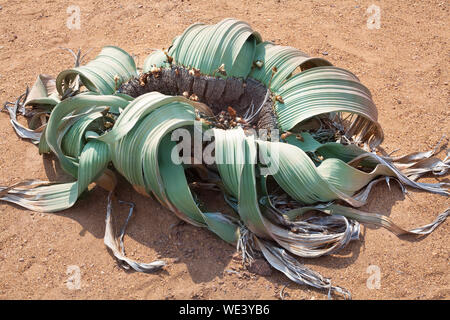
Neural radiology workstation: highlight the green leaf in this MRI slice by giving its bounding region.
[275,66,383,147]
[169,18,261,78]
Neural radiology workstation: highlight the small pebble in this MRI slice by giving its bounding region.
[322,51,328,56]
[19,258,24,262]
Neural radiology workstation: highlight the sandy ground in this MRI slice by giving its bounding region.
[0,0,448,300]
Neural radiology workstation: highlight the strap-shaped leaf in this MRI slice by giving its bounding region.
[169,18,261,78]
[143,50,170,72]
[0,139,110,212]
[159,136,239,243]
[25,74,60,107]
[56,46,137,95]
[258,140,449,207]
[213,128,247,198]
[45,94,129,177]
[61,111,104,158]
[237,137,360,259]
[249,41,332,91]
